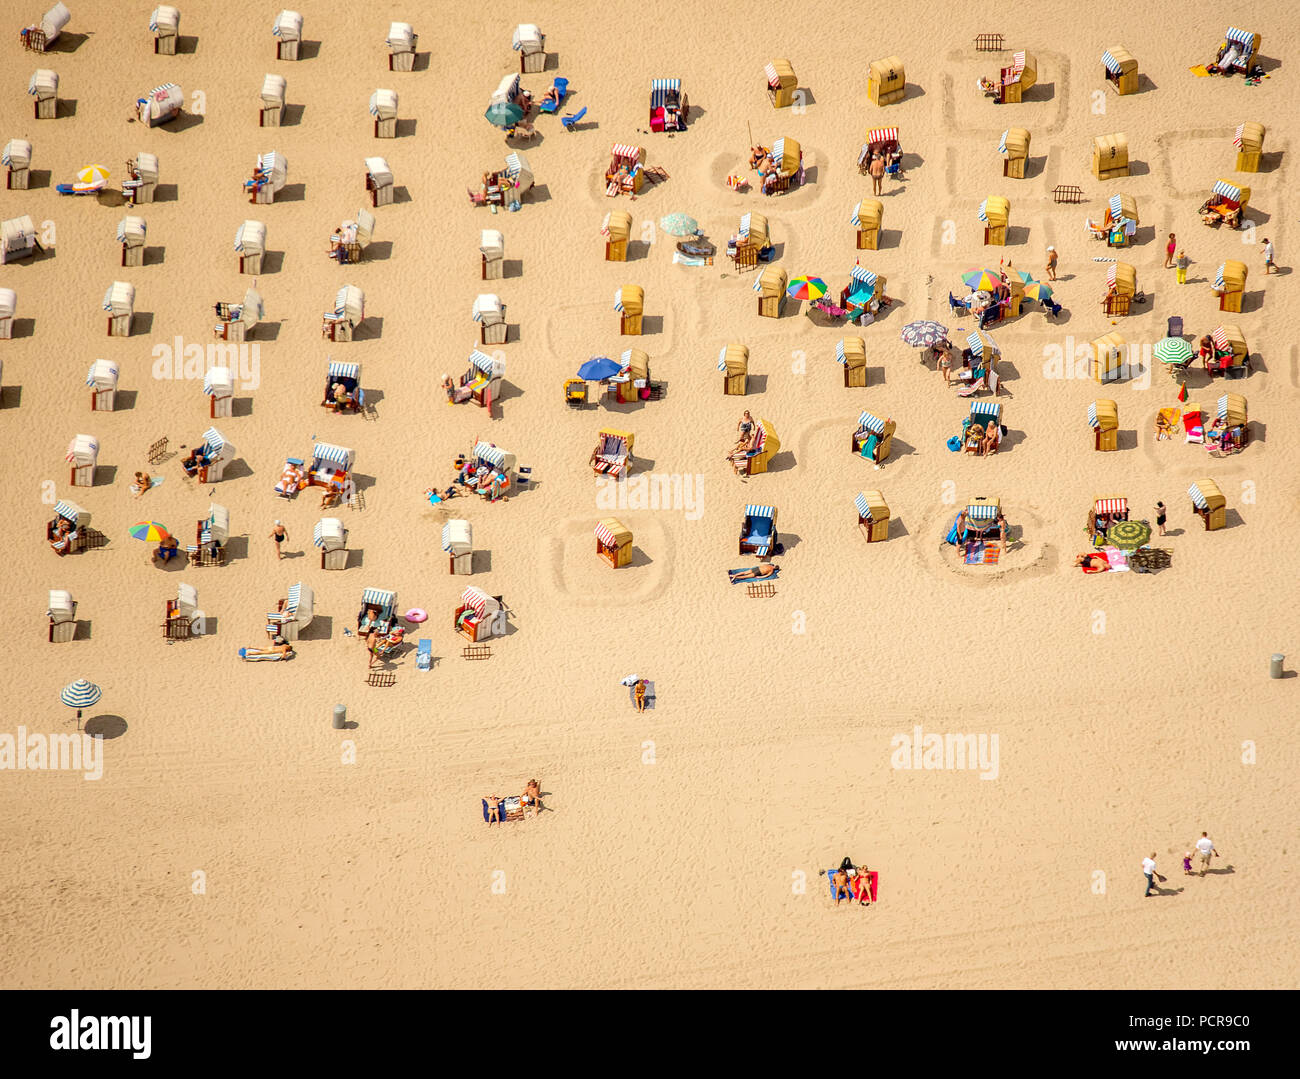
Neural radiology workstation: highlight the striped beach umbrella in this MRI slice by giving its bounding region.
[1154,337,1194,365]
[128,521,171,542]
[77,164,111,186]
[1023,282,1054,300]
[61,679,102,727]
[900,320,948,348]
[1107,520,1152,551]
[786,276,827,301]
[962,268,1003,291]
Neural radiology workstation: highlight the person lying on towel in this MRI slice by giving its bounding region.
[240,640,294,660]
[728,563,780,583]
[1074,553,1109,573]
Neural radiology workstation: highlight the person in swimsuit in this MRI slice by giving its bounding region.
[485,795,501,825]
[523,779,541,816]
[634,680,647,712]
[270,520,287,559]
[853,867,873,905]
[1156,501,1167,536]
[50,517,75,555]
[729,563,779,582]
[1165,233,1177,269]
[832,868,852,906]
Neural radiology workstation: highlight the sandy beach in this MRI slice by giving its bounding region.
[0,0,1296,989]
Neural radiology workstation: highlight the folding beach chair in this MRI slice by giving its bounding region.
[539,78,568,114]
[1167,315,1183,338]
[515,465,532,489]
[416,638,432,670]
[560,106,587,132]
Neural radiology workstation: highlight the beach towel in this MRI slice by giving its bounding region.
[672,252,709,267]
[1079,553,1110,573]
[728,566,781,584]
[825,869,878,903]
[628,680,656,709]
[1189,65,1210,77]
[964,542,984,564]
[982,544,1001,565]
[860,434,879,459]
[239,647,291,661]
[1102,545,1130,572]
[1183,411,1204,443]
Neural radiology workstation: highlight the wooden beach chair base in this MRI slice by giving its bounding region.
[366,670,396,687]
[462,643,492,661]
[746,582,777,598]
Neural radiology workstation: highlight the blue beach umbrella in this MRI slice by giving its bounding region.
[578,356,621,381]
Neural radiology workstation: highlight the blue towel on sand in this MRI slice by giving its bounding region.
[728,566,780,584]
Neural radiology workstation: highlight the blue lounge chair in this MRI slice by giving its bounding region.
[416,638,432,670]
[560,106,587,132]
[539,77,568,114]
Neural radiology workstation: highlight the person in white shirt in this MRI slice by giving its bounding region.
[1262,238,1275,274]
[1195,832,1218,874]
[1142,853,1159,897]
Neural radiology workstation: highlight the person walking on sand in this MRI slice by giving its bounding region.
[1155,501,1167,536]
[1261,237,1276,274]
[868,153,885,197]
[1164,233,1177,269]
[270,520,287,560]
[1142,852,1160,897]
[1175,249,1189,285]
[1195,831,1218,875]
[1045,246,1058,282]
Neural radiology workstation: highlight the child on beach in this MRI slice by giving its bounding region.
[1182,852,1193,875]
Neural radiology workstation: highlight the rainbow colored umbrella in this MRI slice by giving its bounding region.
[128,521,171,542]
[1023,282,1054,300]
[961,268,1003,291]
[786,276,828,301]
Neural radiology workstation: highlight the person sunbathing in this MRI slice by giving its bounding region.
[852,868,873,905]
[1075,553,1109,572]
[523,779,541,816]
[832,868,852,906]
[241,640,295,660]
[181,448,210,477]
[328,382,352,412]
[130,471,153,498]
[634,680,647,713]
[320,483,343,510]
[277,460,305,496]
[485,795,502,824]
[729,563,779,582]
[979,76,998,96]
[749,146,768,169]
[152,535,180,564]
[50,517,75,555]
[965,423,985,452]
[981,424,1001,456]
[540,86,561,109]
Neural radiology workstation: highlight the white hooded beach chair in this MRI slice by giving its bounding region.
[260,73,286,127]
[443,519,474,575]
[66,433,98,486]
[102,280,135,336]
[273,10,302,59]
[269,582,313,641]
[47,588,77,643]
[214,286,263,342]
[117,214,147,267]
[125,151,158,204]
[473,293,508,345]
[323,284,364,341]
[28,69,59,119]
[188,502,229,565]
[0,287,16,339]
[365,156,393,207]
[198,426,235,482]
[203,365,234,418]
[387,22,417,71]
[164,582,201,638]
[480,229,504,279]
[247,150,287,204]
[512,24,545,73]
[86,358,119,410]
[370,89,398,138]
[150,5,180,54]
[21,3,70,52]
[3,139,33,190]
[315,517,349,570]
[235,219,266,273]
[137,82,183,127]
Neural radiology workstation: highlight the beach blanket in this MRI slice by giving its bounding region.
[982,544,1001,565]
[672,252,709,267]
[1102,545,1130,572]
[239,647,292,661]
[825,869,878,903]
[1189,65,1210,77]
[628,680,656,709]
[1183,411,1204,443]
[964,542,984,564]
[728,565,781,584]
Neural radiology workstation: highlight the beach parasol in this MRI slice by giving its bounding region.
[61,678,102,729]
[786,276,828,301]
[659,212,699,237]
[1014,269,1037,284]
[484,101,524,129]
[128,521,171,542]
[577,356,621,381]
[900,320,949,348]
[77,164,111,186]
[962,268,1004,291]
[1023,282,1054,301]
[1107,519,1152,551]
[1154,337,1194,365]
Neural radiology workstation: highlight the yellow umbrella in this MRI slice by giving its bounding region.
[77,164,111,185]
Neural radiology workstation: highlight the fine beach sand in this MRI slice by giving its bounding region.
[1,1,1297,989]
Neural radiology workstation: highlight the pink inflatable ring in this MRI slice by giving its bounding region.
[404,608,428,623]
